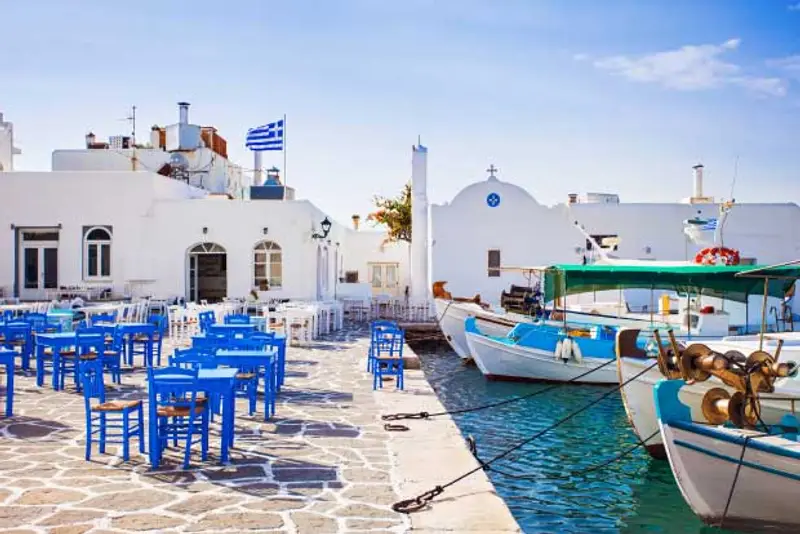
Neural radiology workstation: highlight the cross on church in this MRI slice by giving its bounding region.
[486,164,498,178]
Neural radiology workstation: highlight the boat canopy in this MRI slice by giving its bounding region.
[543,264,800,304]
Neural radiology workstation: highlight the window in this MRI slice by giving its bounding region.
[345,271,359,283]
[253,241,282,290]
[587,234,619,252]
[83,226,112,279]
[488,249,501,277]
[370,264,383,288]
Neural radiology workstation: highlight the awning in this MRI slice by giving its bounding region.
[543,264,800,304]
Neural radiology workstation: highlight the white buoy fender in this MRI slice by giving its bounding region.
[560,338,572,361]
[554,340,563,360]
[571,340,583,363]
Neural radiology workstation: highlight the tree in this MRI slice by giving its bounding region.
[367,182,412,243]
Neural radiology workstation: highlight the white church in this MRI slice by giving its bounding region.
[2,102,800,309]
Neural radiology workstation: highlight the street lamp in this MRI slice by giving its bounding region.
[312,217,332,239]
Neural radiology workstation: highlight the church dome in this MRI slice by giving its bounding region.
[449,176,539,208]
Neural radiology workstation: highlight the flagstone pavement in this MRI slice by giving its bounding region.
[0,328,412,534]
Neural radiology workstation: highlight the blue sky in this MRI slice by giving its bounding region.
[4,0,800,224]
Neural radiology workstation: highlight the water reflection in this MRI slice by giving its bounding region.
[418,349,744,534]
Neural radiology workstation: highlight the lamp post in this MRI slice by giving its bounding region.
[312,217,332,239]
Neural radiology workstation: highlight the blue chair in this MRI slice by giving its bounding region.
[371,327,405,390]
[127,324,156,367]
[1,322,33,370]
[192,334,226,355]
[79,358,144,461]
[170,347,217,370]
[23,312,61,333]
[90,311,117,325]
[102,326,124,384]
[198,311,216,333]
[1,310,13,322]
[60,332,105,391]
[147,366,210,469]
[368,321,399,372]
[150,315,168,366]
[224,314,251,325]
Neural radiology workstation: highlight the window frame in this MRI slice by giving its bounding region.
[253,240,283,290]
[83,226,112,281]
[487,249,501,277]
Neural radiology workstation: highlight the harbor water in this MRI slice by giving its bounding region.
[417,348,744,534]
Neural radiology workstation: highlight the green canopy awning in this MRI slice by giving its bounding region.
[543,264,800,304]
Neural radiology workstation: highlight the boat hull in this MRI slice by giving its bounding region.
[434,299,516,360]
[465,327,618,384]
[619,356,800,459]
[657,381,800,532]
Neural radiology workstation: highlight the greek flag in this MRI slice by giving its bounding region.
[246,119,284,151]
[699,218,718,231]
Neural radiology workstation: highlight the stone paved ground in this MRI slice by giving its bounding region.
[0,328,413,533]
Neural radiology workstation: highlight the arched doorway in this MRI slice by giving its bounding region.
[187,242,227,303]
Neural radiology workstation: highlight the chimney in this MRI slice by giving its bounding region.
[85,132,96,148]
[692,163,704,199]
[567,193,578,204]
[178,101,190,125]
[352,214,360,231]
[150,125,161,149]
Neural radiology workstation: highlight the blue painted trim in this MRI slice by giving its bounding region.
[674,438,800,481]
[654,379,692,423]
[671,419,800,461]
[464,316,478,334]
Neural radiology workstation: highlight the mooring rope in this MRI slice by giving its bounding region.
[467,429,660,479]
[391,360,660,513]
[719,434,751,529]
[382,356,618,426]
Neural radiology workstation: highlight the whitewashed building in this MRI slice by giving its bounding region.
[430,165,800,305]
[0,104,410,302]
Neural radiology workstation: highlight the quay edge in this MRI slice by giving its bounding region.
[376,343,522,533]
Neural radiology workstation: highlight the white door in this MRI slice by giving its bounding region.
[368,262,400,296]
[19,231,59,301]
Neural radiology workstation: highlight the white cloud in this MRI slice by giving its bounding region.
[768,55,800,76]
[591,38,786,97]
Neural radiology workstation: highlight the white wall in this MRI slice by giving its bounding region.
[340,229,411,293]
[431,177,577,302]
[432,176,800,306]
[0,170,358,302]
[52,147,246,197]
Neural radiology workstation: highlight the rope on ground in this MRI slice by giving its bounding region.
[382,357,618,424]
[468,429,660,479]
[391,361,660,513]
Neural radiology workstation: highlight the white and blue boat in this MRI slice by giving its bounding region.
[655,379,800,532]
[464,317,620,383]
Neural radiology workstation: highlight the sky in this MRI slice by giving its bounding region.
[3,0,800,225]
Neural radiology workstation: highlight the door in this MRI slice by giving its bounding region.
[368,262,400,296]
[18,231,59,300]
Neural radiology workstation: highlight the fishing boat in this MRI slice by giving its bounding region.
[465,316,619,383]
[464,263,750,383]
[617,262,800,458]
[655,358,800,532]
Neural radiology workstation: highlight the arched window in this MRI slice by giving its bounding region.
[253,241,282,290]
[84,226,112,279]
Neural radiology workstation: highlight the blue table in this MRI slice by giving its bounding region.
[47,311,75,332]
[215,349,278,420]
[0,348,15,416]
[34,332,77,390]
[95,322,156,366]
[207,324,257,335]
[148,367,238,465]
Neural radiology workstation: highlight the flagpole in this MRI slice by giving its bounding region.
[283,113,287,187]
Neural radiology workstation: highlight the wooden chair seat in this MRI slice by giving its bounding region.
[61,352,98,361]
[91,399,142,412]
[235,372,256,380]
[9,340,26,346]
[157,405,205,417]
[133,333,160,342]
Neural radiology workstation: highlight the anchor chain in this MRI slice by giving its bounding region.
[390,360,659,513]
[381,357,617,424]
[391,485,444,513]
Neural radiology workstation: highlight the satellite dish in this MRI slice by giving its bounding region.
[169,152,189,170]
